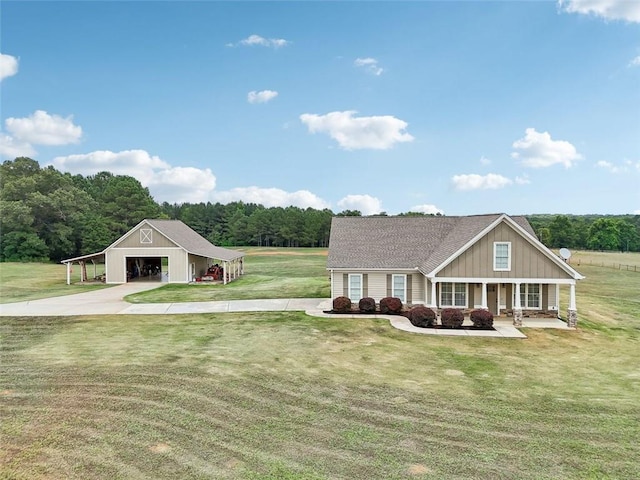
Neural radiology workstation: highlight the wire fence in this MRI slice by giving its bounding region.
[573,260,640,273]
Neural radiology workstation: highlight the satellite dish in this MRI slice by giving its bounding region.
[559,248,571,261]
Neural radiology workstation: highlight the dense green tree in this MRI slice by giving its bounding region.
[587,218,620,251]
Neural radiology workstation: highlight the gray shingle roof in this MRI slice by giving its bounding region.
[326,214,536,274]
[146,219,244,262]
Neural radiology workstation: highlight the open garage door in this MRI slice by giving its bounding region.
[126,257,167,282]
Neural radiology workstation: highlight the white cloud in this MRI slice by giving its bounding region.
[233,34,290,48]
[337,194,383,215]
[558,0,640,23]
[595,159,637,174]
[515,174,531,185]
[212,186,330,210]
[0,132,36,159]
[0,53,18,81]
[5,110,82,146]
[628,56,640,67]
[451,173,514,191]
[300,110,414,150]
[511,128,582,168]
[409,204,444,215]
[247,90,278,104]
[634,209,640,214]
[479,155,491,166]
[50,149,216,204]
[354,57,384,76]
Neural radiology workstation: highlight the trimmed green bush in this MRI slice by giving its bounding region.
[380,297,403,314]
[470,309,494,329]
[408,305,437,327]
[332,296,352,313]
[440,308,464,328]
[358,297,376,313]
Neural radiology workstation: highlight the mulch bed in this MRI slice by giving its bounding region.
[322,310,496,331]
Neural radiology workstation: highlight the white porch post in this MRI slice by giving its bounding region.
[481,282,488,309]
[513,282,523,327]
[223,261,227,285]
[556,284,560,313]
[429,280,437,308]
[66,262,71,285]
[567,282,578,328]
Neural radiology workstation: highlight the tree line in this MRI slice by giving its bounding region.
[1,157,639,262]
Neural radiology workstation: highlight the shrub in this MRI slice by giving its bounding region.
[358,297,376,313]
[332,296,352,313]
[379,297,403,314]
[470,309,494,329]
[408,305,437,327]
[440,308,464,328]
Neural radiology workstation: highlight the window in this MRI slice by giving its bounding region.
[493,242,511,271]
[392,274,406,302]
[440,282,467,307]
[348,274,363,302]
[519,283,541,309]
[140,229,153,244]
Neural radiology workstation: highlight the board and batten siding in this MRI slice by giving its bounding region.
[436,221,572,280]
[332,271,425,303]
[106,247,187,283]
[112,225,178,249]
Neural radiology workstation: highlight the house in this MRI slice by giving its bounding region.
[326,213,584,326]
[61,219,244,285]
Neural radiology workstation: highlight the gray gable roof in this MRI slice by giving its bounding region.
[145,219,244,262]
[327,214,537,274]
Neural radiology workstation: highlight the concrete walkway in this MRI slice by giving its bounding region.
[0,283,573,338]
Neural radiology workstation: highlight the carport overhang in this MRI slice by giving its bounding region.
[61,251,106,285]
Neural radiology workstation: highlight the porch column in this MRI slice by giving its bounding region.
[223,261,227,285]
[429,280,437,308]
[513,282,523,327]
[66,262,71,285]
[567,283,577,328]
[481,282,488,309]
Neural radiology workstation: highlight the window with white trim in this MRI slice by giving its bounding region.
[392,274,406,302]
[348,274,363,302]
[440,282,467,307]
[140,229,153,244]
[519,283,541,309]
[493,241,511,271]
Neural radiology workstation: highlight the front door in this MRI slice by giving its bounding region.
[487,284,498,315]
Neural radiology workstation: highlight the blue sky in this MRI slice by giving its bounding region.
[1,0,639,216]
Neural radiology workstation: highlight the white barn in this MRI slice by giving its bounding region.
[61,219,244,285]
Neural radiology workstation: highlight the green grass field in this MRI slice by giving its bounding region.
[0,262,110,304]
[126,247,330,303]
[1,249,639,479]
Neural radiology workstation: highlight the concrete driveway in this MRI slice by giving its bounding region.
[0,283,330,317]
[0,283,161,316]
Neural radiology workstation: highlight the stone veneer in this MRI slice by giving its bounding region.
[567,309,578,328]
[513,308,523,327]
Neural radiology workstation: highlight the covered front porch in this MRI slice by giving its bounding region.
[425,278,579,327]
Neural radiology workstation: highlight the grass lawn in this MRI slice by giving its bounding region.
[1,249,639,479]
[0,262,111,304]
[126,247,330,303]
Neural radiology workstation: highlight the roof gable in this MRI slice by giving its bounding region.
[327,213,583,280]
[108,219,244,262]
